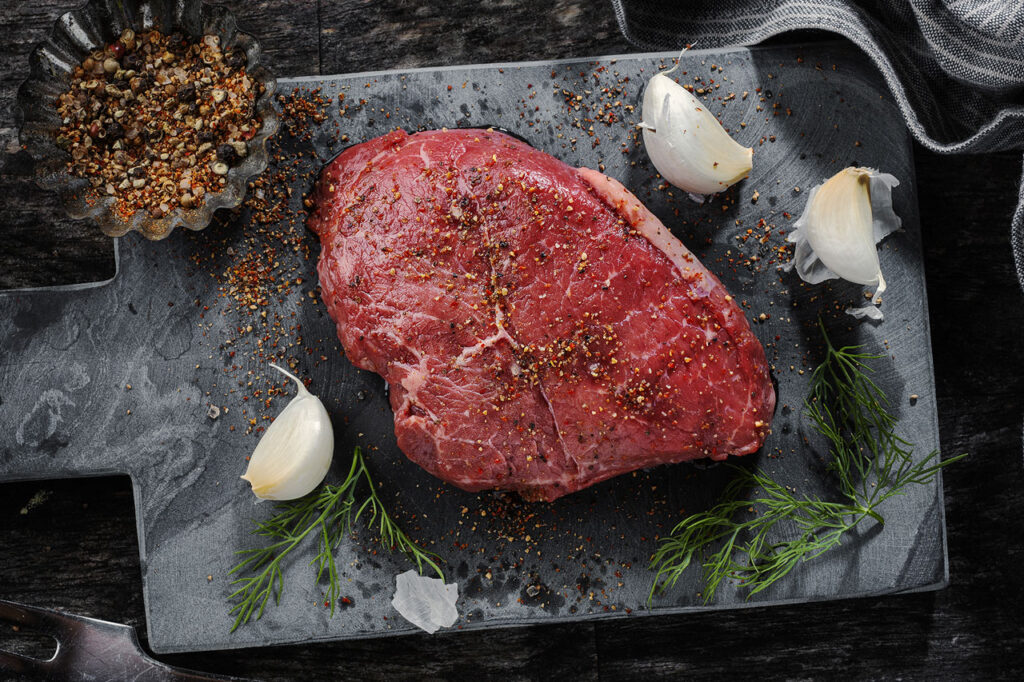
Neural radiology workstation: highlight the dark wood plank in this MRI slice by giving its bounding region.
[1,0,1022,679]
[209,0,320,77]
[0,4,114,289]
[318,0,631,74]
[0,478,145,630]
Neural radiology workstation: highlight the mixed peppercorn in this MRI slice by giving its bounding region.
[54,28,263,219]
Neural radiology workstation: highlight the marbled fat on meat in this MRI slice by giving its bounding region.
[309,129,775,501]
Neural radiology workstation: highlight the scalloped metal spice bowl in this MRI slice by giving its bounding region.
[15,0,279,240]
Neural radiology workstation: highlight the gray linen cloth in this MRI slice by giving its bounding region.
[611,0,1024,288]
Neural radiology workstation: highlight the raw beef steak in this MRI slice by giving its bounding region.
[309,129,775,501]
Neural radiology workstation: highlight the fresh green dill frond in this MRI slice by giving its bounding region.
[228,447,443,632]
[649,320,965,604]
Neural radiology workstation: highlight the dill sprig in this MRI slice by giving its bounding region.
[649,321,965,604]
[228,446,443,631]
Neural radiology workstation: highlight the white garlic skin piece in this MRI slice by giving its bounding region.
[241,364,334,501]
[641,72,753,195]
[787,167,901,321]
[391,570,459,634]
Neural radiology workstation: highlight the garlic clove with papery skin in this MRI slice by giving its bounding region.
[786,167,901,321]
[241,364,334,501]
[640,68,753,195]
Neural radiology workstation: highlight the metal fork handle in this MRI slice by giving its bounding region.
[0,600,240,681]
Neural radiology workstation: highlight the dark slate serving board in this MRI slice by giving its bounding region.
[0,43,947,654]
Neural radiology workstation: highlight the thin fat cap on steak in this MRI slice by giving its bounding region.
[310,129,775,501]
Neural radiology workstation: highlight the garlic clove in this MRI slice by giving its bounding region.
[800,169,882,285]
[640,71,753,195]
[787,167,901,320]
[241,364,334,501]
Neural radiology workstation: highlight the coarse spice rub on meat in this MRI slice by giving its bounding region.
[309,129,775,501]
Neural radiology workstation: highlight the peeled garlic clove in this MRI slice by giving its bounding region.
[640,71,753,195]
[787,167,901,320]
[241,364,334,501]
[391,570,459,634]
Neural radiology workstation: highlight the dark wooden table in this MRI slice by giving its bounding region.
[2,2,1022,679]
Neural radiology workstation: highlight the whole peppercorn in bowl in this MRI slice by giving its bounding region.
[16,0,279,240]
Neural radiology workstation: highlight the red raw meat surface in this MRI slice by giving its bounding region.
[309,129,775,500]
